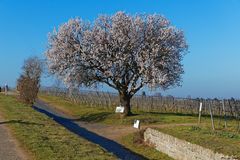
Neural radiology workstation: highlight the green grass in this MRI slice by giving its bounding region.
[120,131,173,160]
[39,94,240,159]
[156,125,240,159]
[39,94,198,125]
[0,94,116,160]
[38,94,199,159]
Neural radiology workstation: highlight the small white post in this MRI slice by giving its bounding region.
[133,120,140,129]
[198,102,203,125]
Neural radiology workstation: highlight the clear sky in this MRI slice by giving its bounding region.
[0,0,240,98]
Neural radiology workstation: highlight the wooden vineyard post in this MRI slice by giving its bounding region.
[222,100,227,129]
[136,97,139,111]
[218,101,222,128]
[198,102,203,125]
[237,118,240,133]
[107,92,112,108]
[209,102,215,131]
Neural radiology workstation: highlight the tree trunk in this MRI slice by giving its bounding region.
[119,92,132,117]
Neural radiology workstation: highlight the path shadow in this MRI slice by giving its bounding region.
[32,105,147,160]
[0,120,44,126]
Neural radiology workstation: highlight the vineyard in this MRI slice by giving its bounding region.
[40,87,240,129]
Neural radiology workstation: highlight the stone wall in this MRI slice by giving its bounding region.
[144,128,237,160]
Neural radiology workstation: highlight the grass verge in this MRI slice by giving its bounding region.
[156,125,240,159]
[39,94,240,159]
[0,94,116,160]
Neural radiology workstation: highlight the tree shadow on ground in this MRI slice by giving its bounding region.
[73,112,143,123]
[0,119,44,126]
[128,113,140,116]
[32,105,147,160]
[73,112,113,122]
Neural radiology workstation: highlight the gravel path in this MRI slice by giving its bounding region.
[0,116,27,160]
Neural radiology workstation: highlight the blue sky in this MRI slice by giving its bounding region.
[0,0,240,98]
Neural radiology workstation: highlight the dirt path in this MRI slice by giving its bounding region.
[34,100,146,160]
[35,99,196,143]
[76,121,196,143]
[0,115,28,160]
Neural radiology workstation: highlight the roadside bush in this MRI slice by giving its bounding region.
[17,56,42,105]
[17,75,40,104]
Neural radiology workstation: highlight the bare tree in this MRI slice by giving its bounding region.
[45,12,188,116]
[22,56,42,81]
[17,56,42,104]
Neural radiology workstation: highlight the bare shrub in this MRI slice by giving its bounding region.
[17,57,42,104]
[133,129,146,145]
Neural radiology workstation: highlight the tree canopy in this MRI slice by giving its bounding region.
[45,11,188,116]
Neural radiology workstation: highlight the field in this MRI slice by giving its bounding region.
[1,92,238,159]
[39,94,193,159]
[0,94,115,160]
[39,93,240,159]
[41,89,240,118]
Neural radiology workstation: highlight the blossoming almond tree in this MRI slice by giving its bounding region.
[45,12,188,117]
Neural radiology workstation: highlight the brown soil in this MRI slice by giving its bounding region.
[75,121,196,142]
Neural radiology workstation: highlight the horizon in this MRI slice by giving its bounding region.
[0,0,240,99]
